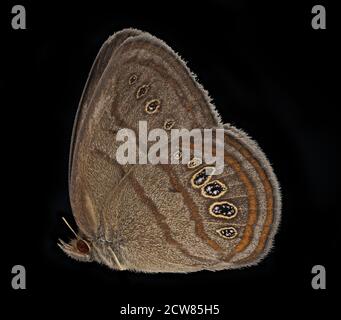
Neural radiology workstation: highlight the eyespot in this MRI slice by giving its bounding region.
[136,84,150,99]
[190,166,215,189]
[216,227,238,239]
[129,74,138,85]
[187,157,202,169]
[145,99,161,114]
[173,150,182,160]
[201,180,227,198]
[164,119,175,130]
[76,239,90,254]
[209,201,238,219]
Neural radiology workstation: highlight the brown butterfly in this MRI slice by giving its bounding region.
[58,28,281,273]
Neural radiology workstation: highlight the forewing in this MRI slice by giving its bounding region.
[69,29,222,238]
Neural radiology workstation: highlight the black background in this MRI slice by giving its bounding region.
[2,0,337,317]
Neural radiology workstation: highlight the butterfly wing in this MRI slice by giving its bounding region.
[69,29,222,238]
[102,30,221,133]
[104,127,280,273]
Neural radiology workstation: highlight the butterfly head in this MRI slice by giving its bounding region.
[58,237,92,262]
[57,217,92,262]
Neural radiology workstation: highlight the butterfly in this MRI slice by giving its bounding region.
[58,28,281,273]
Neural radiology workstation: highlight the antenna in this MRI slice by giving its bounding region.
[61,217,79,238]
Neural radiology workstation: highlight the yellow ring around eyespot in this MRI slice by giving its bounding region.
[187,157,202,169]
[164,119,175,130]
[201,180,228,199]
[145,99,161,114]
[190,166,216,189]
[136,84,150,99]
[129,74,138,85]
[209,201,238,220]
[216,226,238,239]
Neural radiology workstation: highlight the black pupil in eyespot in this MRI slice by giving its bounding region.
[205,182,224,196]
[165,120,174,128]
[193,170,209,186]
[77,239,89,253]
[129,75,137,84]
[148,101,158,110]
[140,88,146,94]
[213,204,235,217]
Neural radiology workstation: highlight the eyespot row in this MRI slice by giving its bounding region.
[129,74,239,240]
[129,74,176,130]
[189,164,239,239]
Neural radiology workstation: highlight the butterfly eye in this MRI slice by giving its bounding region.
[209,201,238,219]
[201,180,227,198]
[76,239,90,254]
[136,84,150,99]
[217,227,238,239]
[145,99,161,114]
[164,119,175,130]
[129,74,138,85]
